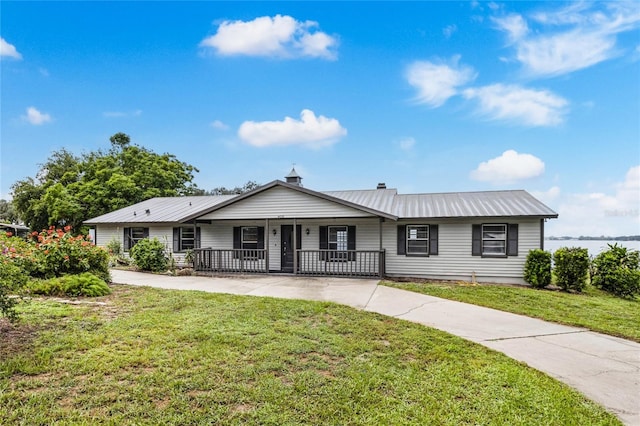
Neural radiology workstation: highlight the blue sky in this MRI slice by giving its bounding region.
[1,1,639,237]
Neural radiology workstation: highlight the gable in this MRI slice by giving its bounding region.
[197,186,377,220]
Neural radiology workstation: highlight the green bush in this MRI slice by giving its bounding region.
[591,244,640,298]
[0,260,29,321]
[29,273,111,297]
[524,249,552,288]
[553,247,590,292]
[130,238,168,272]
[32,227,110,282]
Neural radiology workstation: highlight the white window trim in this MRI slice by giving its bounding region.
[482,224,507,256]
[179,227,195,252]
[328,225,349,261]
[406,225,429,255]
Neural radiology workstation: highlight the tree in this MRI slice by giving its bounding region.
[11,133,200,231]
[202,180,260,195]
[0,200,19,224]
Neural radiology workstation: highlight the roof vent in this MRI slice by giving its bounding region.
[285,166,303,187]
[377,183,386,189]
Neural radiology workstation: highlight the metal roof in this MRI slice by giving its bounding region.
[85,185,557,225]
[322,189,398,215]
[84,195,236,224]
[388,190,558,218]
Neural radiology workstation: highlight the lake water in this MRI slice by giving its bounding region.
[543,240,640,256]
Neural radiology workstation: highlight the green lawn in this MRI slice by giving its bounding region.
[0,285,620,425]
[384,281,640,342]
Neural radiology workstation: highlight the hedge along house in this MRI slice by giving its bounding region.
[84,169,558,284]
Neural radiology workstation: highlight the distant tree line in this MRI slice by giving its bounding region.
[547,236,640,241]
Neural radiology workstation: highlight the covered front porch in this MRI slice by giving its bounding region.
[190,217,387,278]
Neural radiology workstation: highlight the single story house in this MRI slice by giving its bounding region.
[85,169,558,284]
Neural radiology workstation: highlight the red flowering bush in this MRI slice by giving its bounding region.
[29,226,110,282]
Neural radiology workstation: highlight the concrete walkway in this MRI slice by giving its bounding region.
[110,270,640,425]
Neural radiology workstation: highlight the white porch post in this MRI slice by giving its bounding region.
[293,218,297,275]
[265,218,270,273]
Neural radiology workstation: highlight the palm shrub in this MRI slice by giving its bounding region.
[524,249,552,288]
[591,244,640,298]
[553,247,590,292]
[130,238,168,272]
[29,272,111,297]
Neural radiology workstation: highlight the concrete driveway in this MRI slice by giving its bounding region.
[110,269,640,425]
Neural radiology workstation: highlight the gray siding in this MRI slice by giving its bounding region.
[199,186,375,220]
[384,218,541,284]
[199,218,382,272]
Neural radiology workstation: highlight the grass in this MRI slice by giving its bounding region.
[0,285,620,425]
[384,280,640,342]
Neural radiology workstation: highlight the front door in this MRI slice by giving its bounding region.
[281,225,294,273]
[280,225,301,273]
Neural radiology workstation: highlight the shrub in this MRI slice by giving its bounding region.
[0,260,29,321]
[31,226,110,282]
[130,238,168,272]
[591,244,640,298]
[29,273,111,297]
[524,249,552,288]
[553,247,590,292]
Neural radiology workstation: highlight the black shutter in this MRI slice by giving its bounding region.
[429,225,439,256]
[507,224,519,256]
[173,228,180,252]
[472,225,482,256]
[124,227,130,251]
[397,225,406,255]
[296,225,302,250]
[196,227,201,249]
[233,227,241,259]
[257,226,265,259]
[319,226,328,261]
[347,226,356,261]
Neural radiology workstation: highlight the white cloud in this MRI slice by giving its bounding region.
[493,3,640,77]
[200,15,338,60]
[463,83,568,126]
[492,14,528,42]
[210,120,229,130]
[238,109,347,148]
[471,150,545,183]
[397,137,416,151]
[22,107,52,125]
[0,37,22,60]
[406,56,476,107]
[544,166,640,237]
[443,24,458,38]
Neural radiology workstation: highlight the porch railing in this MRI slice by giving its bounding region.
[297,250,385,277]
[193,248,385,277]
[193,249,267,273]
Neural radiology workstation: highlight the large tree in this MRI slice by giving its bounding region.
[11,133,199,231]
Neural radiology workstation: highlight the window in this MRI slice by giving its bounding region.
[173,227,200,252]
[472,224,518,257]
[242,226,258,250]
[407,225,429,255]
[232,226,265,259]
[319,225,356,261]
[329,226,348,260]
[482,224,506,255]
[397,225,438,256]
[124,227,148,251]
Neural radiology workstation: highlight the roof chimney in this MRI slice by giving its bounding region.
[285,167,303,187]
[377,183,386,189]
